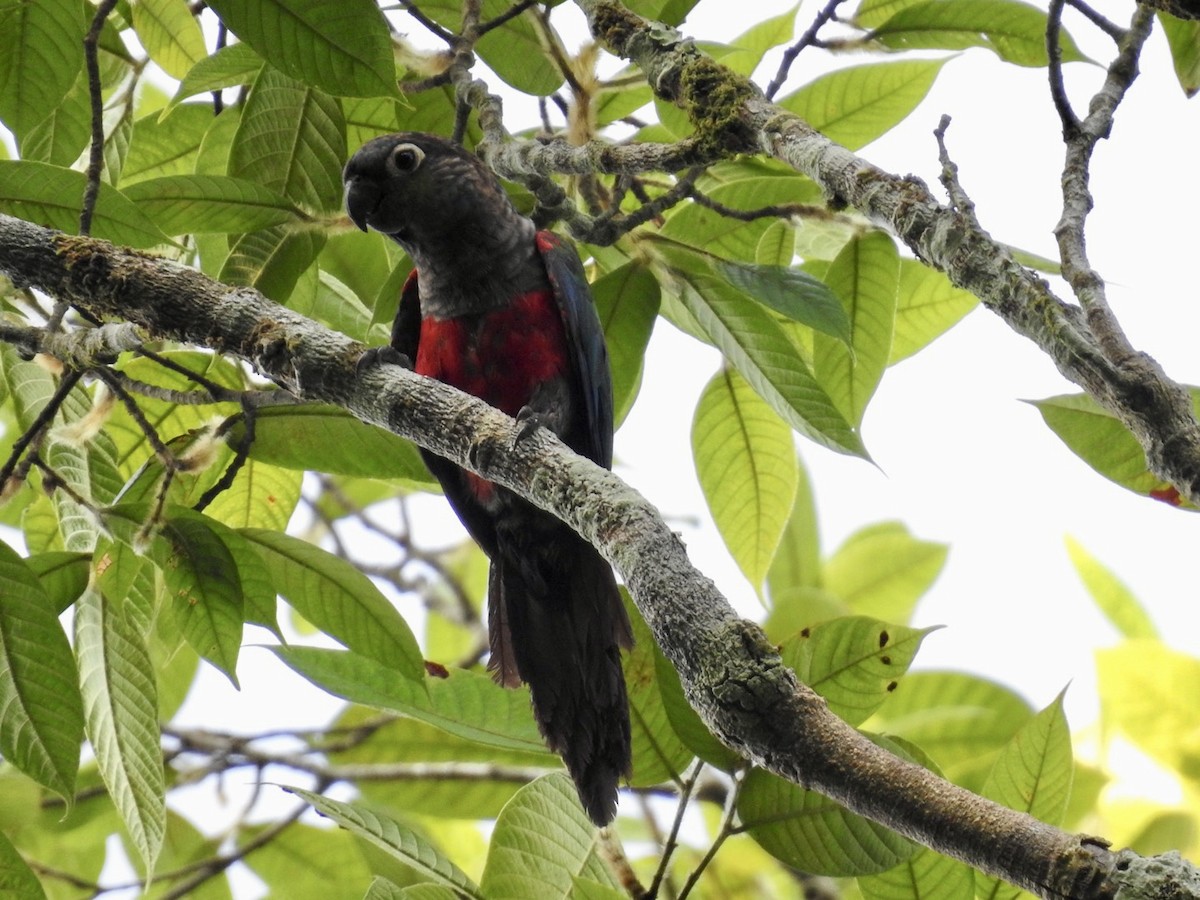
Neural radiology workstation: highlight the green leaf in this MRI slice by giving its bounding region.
[872,0,1088,67]
[1160,13,1200,98]
[0,540,84,800]
[693,368,799,590]
[1030,391,1196,508]
[977,692,1073,899]
[205,0,398,97]
[590,262,660,426]
[123,104,215,185]
[120,175,302,234]
[765,459,823,606]
[866,671,1032,790]
[243,529,424,680]
[330,710,549,820]
[622,594,694,786]
[480,774,620,898]
[273,647,551,756]
[219,223,326,301]
[165,42,263,112]
[858,846,975,900]
[1097,640,1200,782]
[21,70,91,167]
[778,59,948,150]
[709,4,798,76]
[223,403,434,484]
[104,505,245,685]
[74,587,166,877]
[739,757,918,876]
[813,232,899,428]
[783,616,937,726]
[0,0,85,142]
[132,0,206,80]
[0,160,167,248]
[25,551,90,614]
[283,788,483,898]
[0,829,46,900]
[1064,536,1158,640]
[241,820,372,899]
[715,259,851,344]
[823,521,948,624]
[657,245,866,458]
[229,66,346,213]
[653,644,740,771]
[889,259,978,364]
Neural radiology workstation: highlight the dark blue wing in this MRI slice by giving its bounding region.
[536,232,614,470]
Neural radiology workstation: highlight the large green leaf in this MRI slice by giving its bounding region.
[653,643,741,772]
[657,246,866,458]
[480,774,621,898]
[229,66,346,213]
[813,232,899,428]
[707,4,799,76]
[778,59,948,150]
[0,160,166,247]
[693,367,799,590]
[872,0,1088,67]
[1097,640,1200,783]
[164,42,264,113]
[24,551,90,614]
[890,259,977,364]
[330,709,550,820]
[865,671,1032,790]
[103,505,245,685]
[1161,13,1200,98]
[1030,391,1197,508]
[622,594,693,786]
[823,521,947,624]
[0,830,46,900]
[273,647,551,756]
[739,755,918,876]
[715,258,851,344]
[206,0,398,97]
[21,70,90,167]
[123,104,216,185]
[224,403,434,483]
[219,223,326,302]
[284,788,483,898]
[121,175,302,235]
[74,587,166,877]
[132,0,206,80]
[243,529,424,680]
[0,0,85,142]
[589,262,660,426]
[782,616,937,726]
[0,540,83,801]
[858,846,975,900]
[241,820,372,899]
[977,692,1073,900]
[1064,536,1158,640]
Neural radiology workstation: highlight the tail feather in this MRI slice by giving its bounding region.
[488,523,632,826]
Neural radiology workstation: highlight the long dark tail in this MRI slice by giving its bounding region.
[487,519,633,826]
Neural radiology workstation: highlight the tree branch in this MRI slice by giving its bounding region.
[0,212,1175,898]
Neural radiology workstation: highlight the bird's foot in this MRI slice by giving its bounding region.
[356,345,411,376]
[512,405,546,448]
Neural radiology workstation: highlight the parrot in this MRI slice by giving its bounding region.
[343,132,633,826]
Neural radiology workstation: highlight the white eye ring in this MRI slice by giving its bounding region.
[390,143,424,174]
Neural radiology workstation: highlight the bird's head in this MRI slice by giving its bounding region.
[343,132,521,263]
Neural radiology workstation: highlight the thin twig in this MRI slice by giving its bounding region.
[0,370,83,491]
[678,767,745,900]
[1066,0,1126,41]
[649,759,706,899]
[1047,0,1080,135]
[764,0,846,101]
[79,0,120,236]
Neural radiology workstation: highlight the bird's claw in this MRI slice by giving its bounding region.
[357,345,412,376]
[513,406,545,448]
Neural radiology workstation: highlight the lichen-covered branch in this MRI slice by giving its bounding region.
[0,212,1170,897]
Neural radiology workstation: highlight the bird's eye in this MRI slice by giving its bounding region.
[391,144,424,173]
